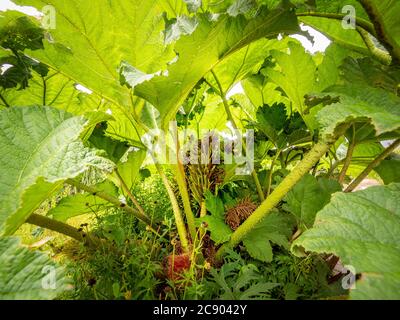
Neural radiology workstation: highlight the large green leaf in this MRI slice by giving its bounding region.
[242,42,349,112]
[243,211,294,263]
[256,102,287,148]
[205,38,289,95]
[265,42,350,130]
[0,9,142,146]
[0,106,114,236]
[299,17,368,55]
[296,0,370,54]
[316,84,400,139]
[135,6,299,127]
[0,237,70,299]
[112,148,147,190]
[1,70,102,113]
[292,183,400,299]
[340,57,400,95]
[242,76,286,108]
[266,41,316,116]
[283,174,341,230]
[16,0,175,107]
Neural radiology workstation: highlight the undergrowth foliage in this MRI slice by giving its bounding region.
[0,0,400,300]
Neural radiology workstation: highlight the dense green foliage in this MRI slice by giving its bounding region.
[0,0,399,300]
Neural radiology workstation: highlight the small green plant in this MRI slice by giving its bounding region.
[61,211,165,300]
[202,250,279,300]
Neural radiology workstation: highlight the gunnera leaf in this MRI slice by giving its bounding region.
[0,237,70,299]
[0,106,114,236]
[292,183,400,300]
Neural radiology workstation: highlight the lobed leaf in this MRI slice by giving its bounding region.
[317,84,400,139]
[283,174,341,230]
[292,183,400,299]
[0,106,114,236]
[243,211,294,262]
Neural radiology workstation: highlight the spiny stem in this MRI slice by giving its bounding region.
[251,170,265,202]
[176,160,197,242]
[171,122,197,242]
[216,139,338,258]
[358,0,400,64]
[26,213,100,248]
[155,163,190,252]
[210,69,265,202]
[345,139,400,192]
[357,27,392,65]
[200,201,207,218]
[66,179,153,226]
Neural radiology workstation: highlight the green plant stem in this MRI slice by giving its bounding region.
[26,213,100,247]
[114,170,148,219]
[356,27,392,65]
[210,69,265,202]
[251,171,265,202]
[42,76,47,105]
[175,161,197,241]
[338,126,356,184]
[131,108,190,250]
[358,0,400,64]
[345,138,400,192]
[296,12,376,36]
[266,151,281,197]
[216,139,337,258]
[66,179,153,226]
[200,201,207,218]
[0,93,10,108]
[172,123,197,242]
[155,163,190,252]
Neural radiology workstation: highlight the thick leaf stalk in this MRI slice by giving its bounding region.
[216,140,334,258]
[175,160,197,241]
[156,164,190,252]
[26,213,100,248]
[66,179,153,226]
[172,124,197,242]
[358,0,400,64]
